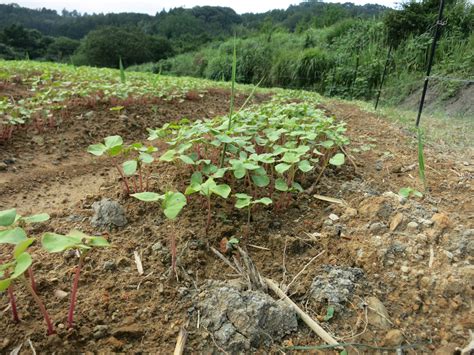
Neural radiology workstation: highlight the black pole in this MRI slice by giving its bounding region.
[415,0,446,127]
[374,45,393,110]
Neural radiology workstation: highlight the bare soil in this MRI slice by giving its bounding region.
[0,90,472,354]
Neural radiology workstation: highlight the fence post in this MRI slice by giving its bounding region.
[415,0,446,127]
[374,45,393,110]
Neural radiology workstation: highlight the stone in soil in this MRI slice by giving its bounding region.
[91,199,127,229]
[197,280,297,352]
[310,265,364,311]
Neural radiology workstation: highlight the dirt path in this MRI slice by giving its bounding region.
[0,95,472,353]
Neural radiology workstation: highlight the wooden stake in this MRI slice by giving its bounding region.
[173,327,188,355]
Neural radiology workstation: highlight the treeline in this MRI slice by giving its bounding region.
[0,1,388,66]
[141,0,472,104]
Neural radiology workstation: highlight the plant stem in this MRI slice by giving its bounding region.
[114,162,130,195]
[8,283,19,323]
[206,196,212,236]
[68,251,86,329]
[138,163,144,192]
[170,232,177,276]
[28,266,37,293]
[22,277,55,335]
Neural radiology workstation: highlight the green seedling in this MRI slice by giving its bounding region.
[185,174,231,236]
[0,248,55,335]
[123,143,157,192]
[398,187,423,199]
[132,191,186,275]
[235,193,272,233]
[41,230,110,329]
[87,135,131,194]
[0,208,50,320]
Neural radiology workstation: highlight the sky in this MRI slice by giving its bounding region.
[1,0,399,15]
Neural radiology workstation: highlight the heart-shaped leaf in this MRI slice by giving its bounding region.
[329,153,345,166]
[131,192,164,202]
[0,209,17,227]
[22,213,50,224]
[122,160,138,176]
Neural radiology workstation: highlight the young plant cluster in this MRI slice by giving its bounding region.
[131,98,348,235]
[87,135,156,194]
[0,208,110,335]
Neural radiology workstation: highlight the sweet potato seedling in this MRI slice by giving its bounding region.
[41,230,110,329]
[132,191,187,275]
[235,193,272,234]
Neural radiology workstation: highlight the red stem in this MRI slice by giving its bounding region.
[28,267,37,293]
[114,162,131,195]
[22,277,55,335]
[8,283,20,323]
[138,164,143,192]
[67,252,85,329]
[206,196,211,237]
[171,233,177,276]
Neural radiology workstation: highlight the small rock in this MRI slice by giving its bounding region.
[152,241,163,251]
[103,260,116,271]
[344,207,358,217]
[93,325,109,339]
[367,297,391,329]
[32,135,44,145]
[369,222,387,235]
[431,213,451,231]
[54,289,68,299]
[328,213,340,221]
[3,158,16,165]
[0,162,7,171]
[91,199,127,229]
[112,325,144,338]
[384,329,404,346]
[401,265,409,273]
[389,213,404,231]
[406,221,419,231]
[420,218,434,227]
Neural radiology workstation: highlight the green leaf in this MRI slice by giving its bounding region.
[122,160,138,176]
[11,252,32,278]
[275,178,288,192]
[22,213,50,224]
[235,194,251,209]
[281,152,300,164]
[211,184,231,199]
[230,160,246,179]
[323,305,335,321]
[131,192,164,202]
[179,155,195,165]
[87,143,106,156]
[160,149,176,162]
[107,145,123,157]
[216,134,233,143]
[212,168,228,179]
[0,227,27,244]
[139,152,154,164]
[0,278,12,292]
[191,171,203,185]
[298,160,313,173]
[321,140,334,149]
[275,163,291,175]
[291,182,304,192]
[162,192,187,219]
[398,187,411,198]
[0,208,16,227]
[104,135,123,149]
[185,183,201,195]
[329,153,345,166]
[85,236,110,248]
[13,238,35,258]
[254,197,272,206]
[251,174,270,187]
[41,232,85,253]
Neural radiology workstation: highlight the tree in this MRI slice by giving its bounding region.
[46,36,80,61]
[74,26,172,67]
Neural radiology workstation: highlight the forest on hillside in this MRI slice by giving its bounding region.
[0,0,472,110]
